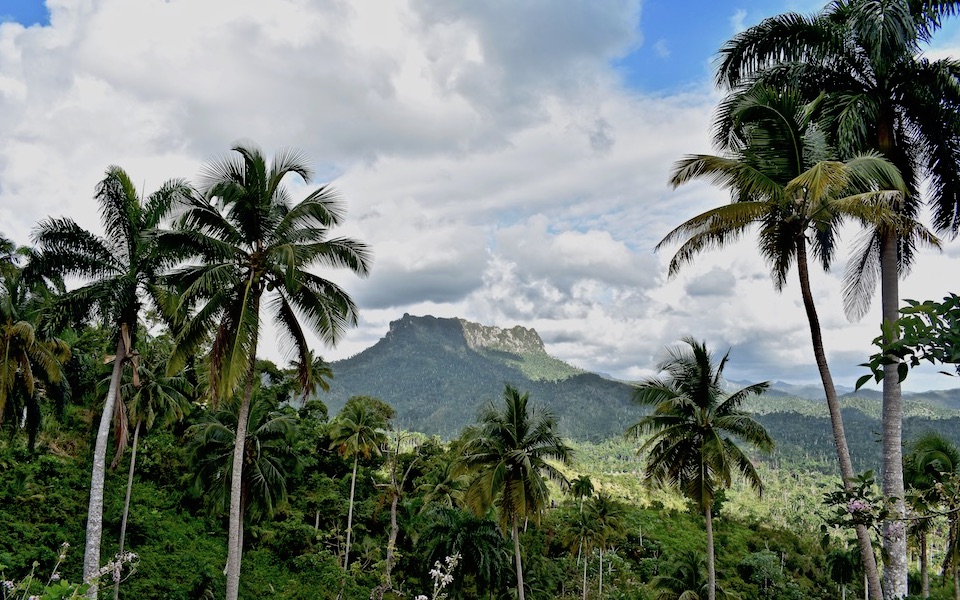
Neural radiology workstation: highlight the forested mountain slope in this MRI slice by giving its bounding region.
[325,314,960,470]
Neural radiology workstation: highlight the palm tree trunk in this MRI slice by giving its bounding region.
[796,241,884,600]
[113,419,141,600]
[344,454,359,570]
[582,543,588,600]
[598,547,603,598]
[706,504,716,600]
[383,489,399,589]
[921,530,929,599]
[225,349,258,600]
[83,334,126,597]
[513,516,526,600]
[880,233,908,600]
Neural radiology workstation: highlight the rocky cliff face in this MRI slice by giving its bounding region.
[458,319,546,355]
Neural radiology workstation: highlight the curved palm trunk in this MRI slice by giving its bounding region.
[224,349,258,600]
[83,335,126,597]
[880,233,908,600]
[344,454,359,570]
[513,515,526,600]
[796,241,884,600]
[113,419,141,600]
[705,505,716,600]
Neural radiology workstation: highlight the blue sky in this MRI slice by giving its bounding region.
[0,0,957,391]
[0,0,48,27]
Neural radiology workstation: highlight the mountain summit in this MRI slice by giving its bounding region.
[324,314,634,440]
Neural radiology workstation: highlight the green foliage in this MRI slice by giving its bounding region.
[859,294,960,389]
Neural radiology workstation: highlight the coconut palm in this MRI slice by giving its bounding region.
[163,142,370,599]
[111,337,192,600]
[30,166,190,592]
[627,338,773,600]
[460,384,573,600]
[328,395,390,570]
[904,432,960,599]
[716,4,960,593]
[663,83,910,596]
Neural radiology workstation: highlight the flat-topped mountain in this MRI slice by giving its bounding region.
[324,314,634,440]
[321,314,960,471]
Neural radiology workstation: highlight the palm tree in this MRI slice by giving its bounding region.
[111,337,192,600]
[826,545,861,600]
[328,395,390,570]
[31,166,190,592]
[0,246,70,450]
[716,4,960,594]
[585,492,626,598]
[188,387,302,529]
[460,384,573,600]
[562,508,599,600]
[420,506,512,598]
[904,432,960,599]
[570,475,594,512]
[289,348,333,407]
[663,83,909,597]
[163,142,371,600]
[651,549,712,600]
[627,338,773,600]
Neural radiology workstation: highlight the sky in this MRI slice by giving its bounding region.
[1,0,958,392]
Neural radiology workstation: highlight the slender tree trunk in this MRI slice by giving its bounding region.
[113,420,141,600]
[706,505,716,600]
[921,530,929,599]
[84,334,126,597]
[383,489,399,589]
[513,516,526,600]
[582,543,588,600]
[880,234,908,600]
[796,242,884,600]
[598,547,603,598]
[225,348,258,600]
[344,454,359,570]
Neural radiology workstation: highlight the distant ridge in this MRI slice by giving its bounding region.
[318,314,960,466]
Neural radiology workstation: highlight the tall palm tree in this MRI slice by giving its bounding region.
[328,395,390,570]
[627,338,773,600]
[460,384,573,600]
[111,337,192,600]
[716,4,960,594]
[664,83,908,597]
[31,166,190,593]
[163,142,371,600]
[904,432,960,599]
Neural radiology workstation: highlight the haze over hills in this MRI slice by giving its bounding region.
[323,314,960,469]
